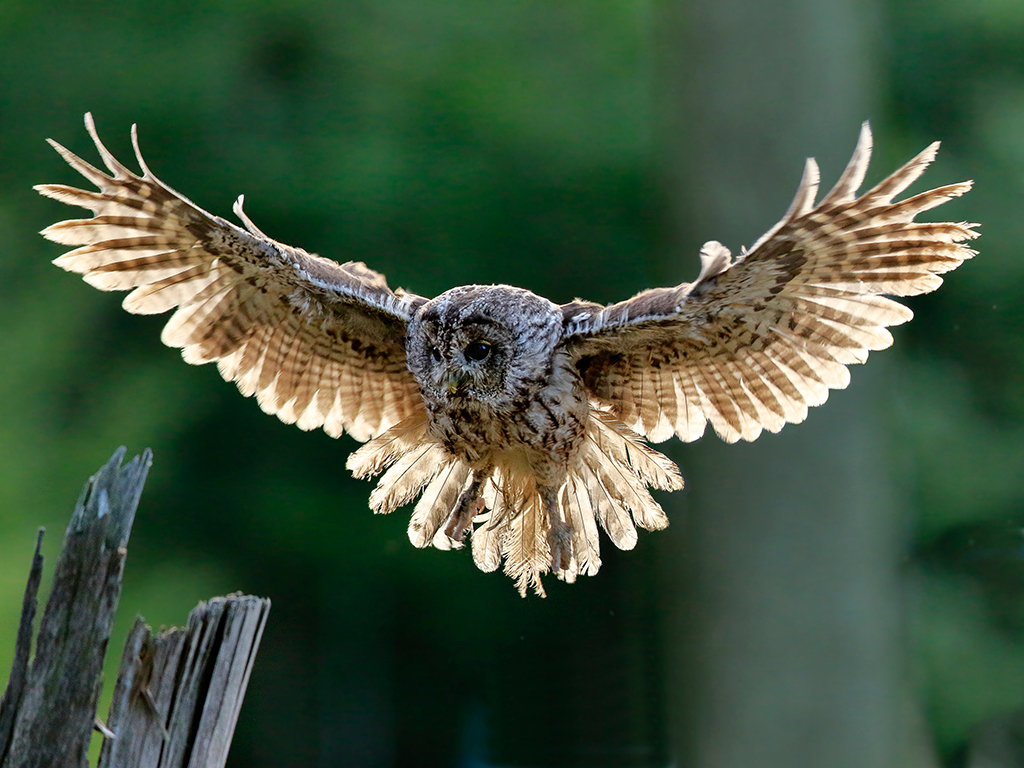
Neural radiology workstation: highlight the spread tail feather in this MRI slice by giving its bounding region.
[348,409,683,595]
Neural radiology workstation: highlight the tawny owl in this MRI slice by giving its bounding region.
[37,115,977,595]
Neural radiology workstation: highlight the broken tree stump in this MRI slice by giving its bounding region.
[0,447,270,768]
[98,596,270,767]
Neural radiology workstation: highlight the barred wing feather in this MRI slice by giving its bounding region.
[564,123,978,445]
[37,114,427,442]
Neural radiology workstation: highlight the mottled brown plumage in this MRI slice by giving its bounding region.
[38,115,978,595]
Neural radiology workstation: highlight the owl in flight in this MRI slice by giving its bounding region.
[38,114,977,595]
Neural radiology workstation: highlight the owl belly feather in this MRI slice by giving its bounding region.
[426,351,589,486]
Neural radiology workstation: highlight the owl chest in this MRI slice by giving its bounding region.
[426,359,589,472]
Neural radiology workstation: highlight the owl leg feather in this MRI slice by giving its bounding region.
[443,464,492,543]
[542,486,573,572]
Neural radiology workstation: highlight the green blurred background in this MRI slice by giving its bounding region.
[1,1,1022,766]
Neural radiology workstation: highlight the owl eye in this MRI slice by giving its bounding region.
[431,346,442,362]
[465,341,491,361]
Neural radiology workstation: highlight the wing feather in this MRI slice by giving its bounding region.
[565,123,978,443]
[38,113,428,442]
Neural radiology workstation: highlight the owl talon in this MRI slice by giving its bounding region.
[445,467,492,542]
[547,520,573,572]
[444,487,487,542]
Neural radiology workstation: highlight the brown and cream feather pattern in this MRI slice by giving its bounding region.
[39,116,976,595]
[37,114,426,443]
[563,123,978,445]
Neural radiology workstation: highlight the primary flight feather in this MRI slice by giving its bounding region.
[38,114,977,595]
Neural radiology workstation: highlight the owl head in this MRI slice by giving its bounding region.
[407,284,562,410]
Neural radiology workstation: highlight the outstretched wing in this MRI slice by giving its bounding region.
[38,113,428,442]
[563,123,978,444]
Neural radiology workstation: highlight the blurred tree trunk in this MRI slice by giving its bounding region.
[654,2,925,767]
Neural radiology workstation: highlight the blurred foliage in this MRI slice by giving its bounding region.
[882,1,1024,756]
[0,0,1020,766]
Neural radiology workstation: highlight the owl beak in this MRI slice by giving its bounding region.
[446,368,471,396]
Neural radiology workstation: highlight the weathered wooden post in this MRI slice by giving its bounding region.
[0,448,270,768]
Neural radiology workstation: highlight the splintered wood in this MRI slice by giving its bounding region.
[98,597,270,767]
[0,448,270,768]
